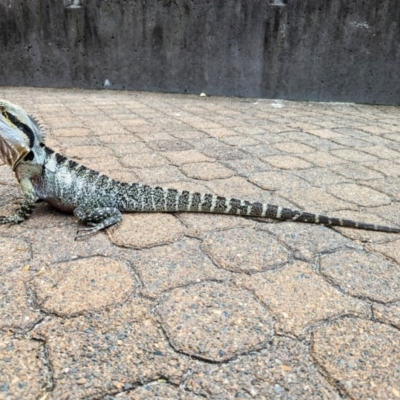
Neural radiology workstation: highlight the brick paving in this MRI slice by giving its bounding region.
[0,87,400,399]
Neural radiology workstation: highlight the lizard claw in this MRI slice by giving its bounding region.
[0,215,23,224]
[74,223,104,240]
[75,227,97,240]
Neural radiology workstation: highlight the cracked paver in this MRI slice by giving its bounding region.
[0,87,399,399]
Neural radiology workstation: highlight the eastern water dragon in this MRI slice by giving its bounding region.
[0,99,399,238]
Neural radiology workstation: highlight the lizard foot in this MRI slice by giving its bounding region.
[75,226,100,240]
[74,207,122,240]
[0,215,25,224]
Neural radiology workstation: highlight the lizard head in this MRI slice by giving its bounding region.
[0,100,45,170]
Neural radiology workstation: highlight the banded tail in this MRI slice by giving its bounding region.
[122,184,400,233]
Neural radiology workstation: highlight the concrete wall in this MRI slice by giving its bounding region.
[0,0,399,105]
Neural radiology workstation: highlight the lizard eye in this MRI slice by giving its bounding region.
[0,106,6,113]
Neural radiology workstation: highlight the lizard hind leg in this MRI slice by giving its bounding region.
[73,205,122,239]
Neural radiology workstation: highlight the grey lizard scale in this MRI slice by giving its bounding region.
[0,99,399,238]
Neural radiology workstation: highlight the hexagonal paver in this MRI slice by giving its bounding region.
[179,162,234,181]
[261,221,356,261]
[223,158,272,177]
[120,153,168,169]
[187,337,341,399]
[0,334,48,400]
[202,227,290,273]
[108,213,184,249]
[0,237,30,275]
[0,271,41,332]
[312,318,400,399]
[235,261,368,337]
[191,138,247,160]
[162,150,212,165]
[132,238,231,298]
[320,249,400,302]
[157,281,274,361]
[32,299,191,399]
[146,139,192,152]
[327,183,392,207]
[31,256,136,317]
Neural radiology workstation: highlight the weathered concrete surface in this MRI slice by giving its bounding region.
[0,87,400,399]
[1,1,400,104]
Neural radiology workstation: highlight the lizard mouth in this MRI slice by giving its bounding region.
[0,139,29,170]
[11,150,29,170]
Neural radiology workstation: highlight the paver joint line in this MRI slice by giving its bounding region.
[0,88,399,400]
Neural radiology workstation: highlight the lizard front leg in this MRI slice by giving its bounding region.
[73,205,122,239]
[0,178,37,225]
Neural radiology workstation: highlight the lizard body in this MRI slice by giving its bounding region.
[0,99,399,238]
